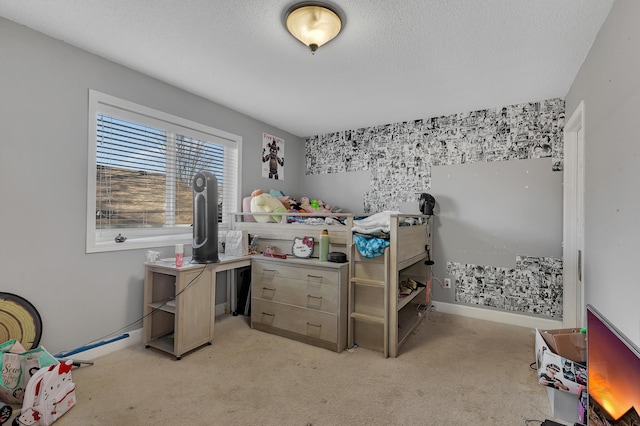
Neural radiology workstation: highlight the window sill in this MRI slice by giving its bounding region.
[87,233,192,253]
[87,224,230,254]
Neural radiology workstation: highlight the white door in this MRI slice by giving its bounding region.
[563,101,586,327]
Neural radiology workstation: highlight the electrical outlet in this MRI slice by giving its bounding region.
[444,278,451,288]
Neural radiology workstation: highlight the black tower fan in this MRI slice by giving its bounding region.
[191,171,220,264]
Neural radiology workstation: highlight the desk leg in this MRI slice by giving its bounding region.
[211,268,215,342]
[229,270,237,315]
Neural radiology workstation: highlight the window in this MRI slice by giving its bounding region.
[87,90,241,253]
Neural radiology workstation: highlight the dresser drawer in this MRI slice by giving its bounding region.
[252,299,337,343]
[253,273,338,313]
[252,261,340,286]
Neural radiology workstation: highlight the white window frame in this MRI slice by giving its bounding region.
[86,90,242,253]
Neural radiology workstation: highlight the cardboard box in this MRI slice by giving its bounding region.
[539,328,586,363]
[535,328,587,396]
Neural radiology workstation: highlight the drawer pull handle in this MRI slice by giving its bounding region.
[307,274,324,284]
[262,287,275,292]
[307,295,323,300]
[263,269,277,273]
[306,322,321,328]
[261,312,274,317]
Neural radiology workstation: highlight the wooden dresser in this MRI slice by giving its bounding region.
[250,256,348,353]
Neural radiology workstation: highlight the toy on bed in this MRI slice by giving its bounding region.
[250,189,287,223]
[244,189,346,225]
[287,197,301,212]
[299,197,331,213]
[271,190,296,211]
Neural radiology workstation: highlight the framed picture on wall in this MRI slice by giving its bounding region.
[262,132,284,180]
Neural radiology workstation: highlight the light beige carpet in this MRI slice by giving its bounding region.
[46,311,556,425]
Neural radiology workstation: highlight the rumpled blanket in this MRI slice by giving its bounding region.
[351,211,401,235]
[287,216,347,226]
[353,234,390,258]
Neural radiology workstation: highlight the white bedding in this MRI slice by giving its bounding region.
[351,211,401,234]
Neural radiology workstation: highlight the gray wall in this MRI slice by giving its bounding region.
[565,0,640,345]
[303,101,564,320]
[0,17,303,353]
[300,171,371,215]
[430,158,562,310]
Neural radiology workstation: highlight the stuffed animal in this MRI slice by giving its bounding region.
[299,197,330,213]
[250,190,287,222]
[314,200,331,213]
[263,189,295,211]
[288,197,301,212]
[299,197,314,213]
[276,198,289,210]
[317,200,331,212]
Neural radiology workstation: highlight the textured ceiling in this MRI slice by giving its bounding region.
[0,0,613,137]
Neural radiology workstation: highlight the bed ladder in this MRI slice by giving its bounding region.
[348,243,390,357]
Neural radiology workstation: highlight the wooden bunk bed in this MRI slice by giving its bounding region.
[230,211,433,357]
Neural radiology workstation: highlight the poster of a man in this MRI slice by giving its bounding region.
[262,133,284,180]
[539,363,569,391]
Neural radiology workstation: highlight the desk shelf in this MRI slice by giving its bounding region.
[143,263,214,360]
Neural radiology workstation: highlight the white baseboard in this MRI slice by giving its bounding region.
[431,302,563,329]
[63,328,143,361]
[65,303,230,360]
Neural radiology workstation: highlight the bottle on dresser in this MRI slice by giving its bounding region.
[319,229,329,261]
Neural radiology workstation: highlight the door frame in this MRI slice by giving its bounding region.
[562,100,585,327]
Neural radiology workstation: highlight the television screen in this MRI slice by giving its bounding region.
[587,304,640,425]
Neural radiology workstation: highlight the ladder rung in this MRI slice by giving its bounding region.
[350,312,385,324]
[350,277,384,287]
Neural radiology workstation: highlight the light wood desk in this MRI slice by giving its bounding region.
[143,255,251,359]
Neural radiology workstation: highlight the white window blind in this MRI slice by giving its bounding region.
[87,90,242,253]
